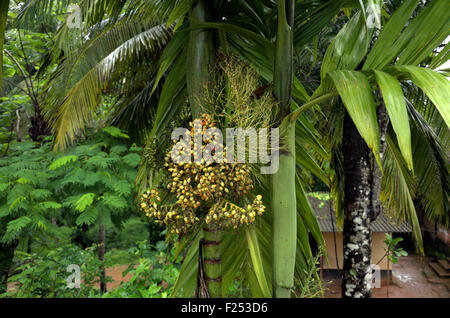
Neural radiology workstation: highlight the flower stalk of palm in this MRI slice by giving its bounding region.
[271,0,296,298]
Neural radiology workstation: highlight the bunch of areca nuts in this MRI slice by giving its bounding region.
[140,114,266,234]
[205,194,265,228]
[140,189,199,234]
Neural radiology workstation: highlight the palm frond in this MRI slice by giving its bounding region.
[44,21,172,149]
[381,135,423,254]
[406,100,449,226]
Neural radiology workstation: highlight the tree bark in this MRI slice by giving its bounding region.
[342,110,374,298]
[342,103,389,298]
[98,225,106,293]
[0,240,18,294]
[202,224,222,297]
[52,217,59,245]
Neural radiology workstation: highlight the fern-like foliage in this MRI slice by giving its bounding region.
[0,141,59,243]
[0,126,140,247]
[50,126,139,230]
[49,155,78,170]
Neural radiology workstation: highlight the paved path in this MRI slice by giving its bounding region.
[323,255,449,298]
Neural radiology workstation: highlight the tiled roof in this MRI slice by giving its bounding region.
[308,195,411,233]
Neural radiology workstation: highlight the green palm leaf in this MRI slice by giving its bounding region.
[45,22,171,149]
[374,70,413,171]
[389,66,450,129]
[328,70,381,168]
[382,136,423,254]
[320,11,372,86]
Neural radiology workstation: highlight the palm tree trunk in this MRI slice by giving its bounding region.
[0,0,10,92]
[342,110,373,298]
[202,224,222,297]
[342,102,389,298]
[98,225,106,293]
[187,0,214,118]
[272,0,296,298]
[187,0,221,297]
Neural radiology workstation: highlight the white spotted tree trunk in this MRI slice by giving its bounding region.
[342,103,388,298]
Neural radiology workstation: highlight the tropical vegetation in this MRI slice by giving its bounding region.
[0,0,448,299]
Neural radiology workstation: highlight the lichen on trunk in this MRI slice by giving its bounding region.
[342,111,374,298]
[342,103,389,298]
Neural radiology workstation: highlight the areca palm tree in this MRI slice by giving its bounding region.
[302,0,449,297]
[27,0,341,297]
[154,0,328,298]
[174,0,449,298]
[20,0,449,299]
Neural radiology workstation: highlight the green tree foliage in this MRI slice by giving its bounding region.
[0,140,60,244]
[2,240,178,298]
[2,0,447,299]
[50,126,140,230]
[1,244,108,298]
[0,0,10,91]
[0,127,140,245]
[0,127,141,293]
[104,241,179,298]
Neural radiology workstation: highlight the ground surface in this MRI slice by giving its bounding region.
[105,264,134,290]
[105,256,450,298]
[323,255,449,298]
[7,255,449,297]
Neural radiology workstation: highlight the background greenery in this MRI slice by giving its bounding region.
[0,0,447,298]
